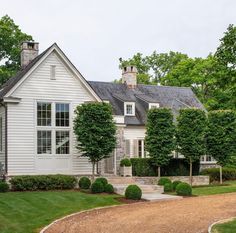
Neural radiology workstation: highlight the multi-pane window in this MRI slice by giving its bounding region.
[124,102,135,116]
[56,131,70,154]
[56,103,69,127]
[138,139,145,158]
[37,103,51,126]
[37,131,52,154]
[0,117,2,152]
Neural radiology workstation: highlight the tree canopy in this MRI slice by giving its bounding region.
[0,15,33,85]
[73,102,117,179]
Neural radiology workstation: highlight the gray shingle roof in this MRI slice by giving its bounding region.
[88,81,205,125]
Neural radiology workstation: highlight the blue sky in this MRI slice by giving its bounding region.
[1,0,236,81]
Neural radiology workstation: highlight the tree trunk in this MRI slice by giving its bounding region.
[158,166,161,178]
[220,165,223,184]
[189,159,193,186]
[92,162,95,181]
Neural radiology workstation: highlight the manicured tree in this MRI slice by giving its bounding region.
[177,109,207,186]
[206,110,236,184]
[145,108,175,178]
[74,103,116,180]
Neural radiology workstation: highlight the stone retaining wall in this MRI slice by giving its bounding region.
[134,175,210,186]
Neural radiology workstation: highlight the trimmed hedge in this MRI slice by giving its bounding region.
[131,158,200,176]
[158,177,172,186]
[200,167,236,182]
[0,181,9,192]
[104,183,114,193]
[176,182,192,196]
[164,183,173,192]
[10,175,77,191]
[79,177,91,189]
[120,158,132,167]
[172,180,182,191]
[91,181,104,193]
[125,185,142,200]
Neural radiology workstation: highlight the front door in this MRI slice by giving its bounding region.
[105,152,115,174]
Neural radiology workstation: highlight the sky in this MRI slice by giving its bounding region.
[1,0,236,82]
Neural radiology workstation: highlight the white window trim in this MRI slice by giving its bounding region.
[124,102,135,116]
[200,155,216,164]
[35,100,72,157]
[149,103,160,109]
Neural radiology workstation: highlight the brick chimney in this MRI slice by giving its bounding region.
[122,66,137,88]
[21,41,39,67]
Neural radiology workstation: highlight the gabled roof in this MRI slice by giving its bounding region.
[0,43,101,101]
[88,81,205,125]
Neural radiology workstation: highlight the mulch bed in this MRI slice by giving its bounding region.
[115,197,147,204]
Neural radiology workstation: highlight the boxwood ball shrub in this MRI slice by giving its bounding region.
[176,182,192,196]
[79,177,91,189]
[95,177,108,187]
[164,183,173,193]
[120,158,132,167]
[172,180,182,191]
[91,181,104,193]
[158,177,172,186]
[104,183,114,194]
[0,181,9,192]
[125,185,142,200]
[10,175,77,191]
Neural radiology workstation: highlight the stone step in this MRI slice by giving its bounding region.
[106,177,136,185]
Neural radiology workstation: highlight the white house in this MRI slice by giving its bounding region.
[0,42,215,177]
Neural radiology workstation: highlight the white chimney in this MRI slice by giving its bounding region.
[21,41,39,67]
[122,66,137,88]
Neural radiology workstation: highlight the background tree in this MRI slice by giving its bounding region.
[0,15,33,85]
[74,103,117,180]
[206,110,236,184]
[145,108,175,177]
[177,109,207,185]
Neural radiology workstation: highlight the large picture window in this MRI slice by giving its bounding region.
[56,103,69,127]
[37,102,51,126]
[36,102,70,155]
[37,131,52,154]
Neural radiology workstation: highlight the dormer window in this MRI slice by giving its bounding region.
[124,102,135,116]
[149,103,160,109]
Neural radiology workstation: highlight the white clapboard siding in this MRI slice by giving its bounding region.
[0,106,5,167]
[123,126,146,157]
[7,51,95,175]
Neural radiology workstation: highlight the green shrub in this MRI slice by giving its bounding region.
[176,182,192,196]
[0,181,9,192]
[10,175,77,191]
[172,180,182,191]
[104,183,114,194]
[164,183,173,192]
[125,185,142,200]
[131,158,200,176]
[200,167,236,182]
[91,181,104,193]
[158,177,172,186]
[120,158,132,167]
[95,177,108,187]
[79,177,91,189]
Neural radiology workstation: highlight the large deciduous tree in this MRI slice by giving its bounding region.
[74,103,117,180]
[177,109,207,185]
[145,108,175,177]
[206,110,236,184]
[0,15,33,85]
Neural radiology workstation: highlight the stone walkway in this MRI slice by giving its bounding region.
[43,193,236,233]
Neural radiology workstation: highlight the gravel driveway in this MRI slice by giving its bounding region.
[44,193,236,233]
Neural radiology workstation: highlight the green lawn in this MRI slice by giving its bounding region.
[212,218,236,233]
[192,181,236,196]
[0,191,120,233]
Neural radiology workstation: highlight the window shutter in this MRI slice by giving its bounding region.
[133,139,138,157]
[125,140,130,156]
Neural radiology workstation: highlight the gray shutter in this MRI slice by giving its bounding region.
[133,139,138,157]
[125,140,130,156]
